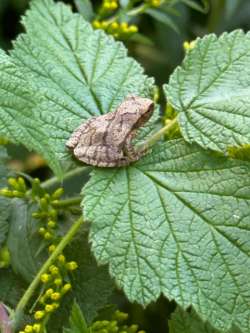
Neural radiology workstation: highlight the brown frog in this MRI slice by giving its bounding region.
[66,95,154,167]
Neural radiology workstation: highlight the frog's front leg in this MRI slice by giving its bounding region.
[123,131,146,162]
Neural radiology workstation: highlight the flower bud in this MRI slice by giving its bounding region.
[41,273,50,283]
[48,244,56,253]
[66,261,78,271]
[54,278,63,286]
[45,304,54,313]
[51,292,61,301]
[34,310,45,320]
[45,288,54,297]
[52,188,64,199]
[62,283,72,294]
[24,325,33,333]
[33,323,41,332]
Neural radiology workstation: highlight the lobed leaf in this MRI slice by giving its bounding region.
[165,30,250,154]
[83,139,250,333]
[10,0,154,176]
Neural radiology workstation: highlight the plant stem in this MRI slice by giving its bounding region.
[52,196,82,208]
[13,216,84,329]
[207,0,225,33]
[127,3,149,16]
[100,2,149,23]
[137,117,178,152]
[41,166,91,190]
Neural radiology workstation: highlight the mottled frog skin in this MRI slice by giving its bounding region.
[66,96,154,167]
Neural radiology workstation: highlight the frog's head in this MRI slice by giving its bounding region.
[122,95,154,129]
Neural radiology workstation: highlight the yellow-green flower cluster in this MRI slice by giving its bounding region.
[0,177,27,198]
[100,0,119,13]
[92,20,138,39]
[18,256,77,332]
[91,310,146,333]
[29,180,67,243]
[0,177,79,333]
[145,0,161,7]
[33,184,65,242]
[19,323,42,333]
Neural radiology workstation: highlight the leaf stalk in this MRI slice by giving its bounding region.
[52,196,82,208]
[137,116,178,152]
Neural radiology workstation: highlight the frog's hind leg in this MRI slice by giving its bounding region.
[73,145,130,167]
[66,118,95,149]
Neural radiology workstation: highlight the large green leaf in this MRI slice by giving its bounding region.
[83,139,250,333]
[10,0,154,176]
[165,30,250,153]
[169,306,242,333]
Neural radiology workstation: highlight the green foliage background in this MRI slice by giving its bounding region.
[2,0,250,85]
[1,1,250,333]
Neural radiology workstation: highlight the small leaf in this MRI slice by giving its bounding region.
[169,306,242,333]
[165,30,250,153]
[146,9,180,33]
[74,0,94,21]
[83,139,250,333]
[181,0,209,13]
[10,0,154,177]
[63,302,90,333]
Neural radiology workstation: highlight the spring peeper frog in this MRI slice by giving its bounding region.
[66,95,154,167]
